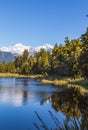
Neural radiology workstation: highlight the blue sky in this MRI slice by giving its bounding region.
[0,0,88,47]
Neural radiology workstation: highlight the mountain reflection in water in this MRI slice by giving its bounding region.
[0,78,61,107]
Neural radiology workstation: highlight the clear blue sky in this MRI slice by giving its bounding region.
[0,0,88,47]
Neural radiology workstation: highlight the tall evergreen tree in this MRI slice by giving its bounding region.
[81,27,88,45]
[35,48,50,74]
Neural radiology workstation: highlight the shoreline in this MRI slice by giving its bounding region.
[41,78,88,94]
[0,73,88,94]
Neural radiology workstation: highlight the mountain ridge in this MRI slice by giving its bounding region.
[0,43,53,55]
[0,51,15,63]
[0,43,53,62]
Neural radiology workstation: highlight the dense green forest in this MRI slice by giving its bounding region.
[0,28,88,78]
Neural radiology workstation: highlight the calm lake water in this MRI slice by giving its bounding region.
[0,78,88,130]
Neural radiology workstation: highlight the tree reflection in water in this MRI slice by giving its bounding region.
[51,87,88,129]
[34,87,88,130]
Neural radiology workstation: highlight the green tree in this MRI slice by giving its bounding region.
[79,46,88,77]
[28,56,36,74]
[0,62,6,73]
[79,27,88,77]
[14,49,29,74]
[51,43,60,74]
[22,49,29,62]
[35,48,50,74]
[21,61,30,75]
[64,39,82,77]
[14,55,23,73]
[6,62,16,73]
[81,27,88,45]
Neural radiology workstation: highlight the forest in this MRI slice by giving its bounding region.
[0,28,88,78]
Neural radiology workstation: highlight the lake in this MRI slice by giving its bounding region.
[0,78,88,130]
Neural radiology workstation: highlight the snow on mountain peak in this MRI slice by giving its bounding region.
[34,43,53,52]
[0,43,53,55]
[11,43,31,54]
[44,43,53,48]
[0,43,31,55]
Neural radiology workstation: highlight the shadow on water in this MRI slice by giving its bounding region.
[33,87,88,130]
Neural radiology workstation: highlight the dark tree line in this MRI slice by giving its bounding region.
[0,28,88,78]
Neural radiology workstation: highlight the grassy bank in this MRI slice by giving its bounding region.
[0,73,43,78]
[41,76,88,94]
[0,73,28,78]
[41,76,88,87]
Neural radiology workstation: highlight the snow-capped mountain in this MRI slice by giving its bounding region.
[0,43,31,55]
[34,44,53,52]
[0,43,53,55]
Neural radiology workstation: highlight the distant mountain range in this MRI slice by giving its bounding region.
[0,43,53,62]
[0,51,15,63]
